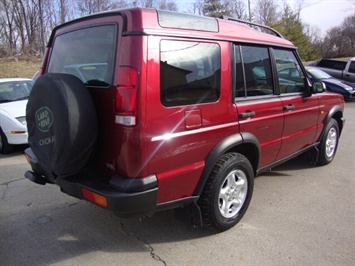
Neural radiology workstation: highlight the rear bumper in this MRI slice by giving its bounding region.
[56,174,158,216]
[24,148,158,217]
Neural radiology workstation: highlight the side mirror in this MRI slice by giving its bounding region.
[312,81,326,93]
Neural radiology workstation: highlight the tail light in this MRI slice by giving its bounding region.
[115,67,138,126]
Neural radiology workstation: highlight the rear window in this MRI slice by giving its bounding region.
[160,40,221,107]
[48,24,117,87]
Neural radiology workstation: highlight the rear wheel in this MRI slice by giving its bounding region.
[198,152,254,231]
[317,118,339,166]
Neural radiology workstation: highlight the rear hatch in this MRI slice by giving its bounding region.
[43,14,127,177]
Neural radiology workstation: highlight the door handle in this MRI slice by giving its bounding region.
[283,105,295,111]
[238,111,256,118]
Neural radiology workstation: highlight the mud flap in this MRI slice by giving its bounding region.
[174,201,203,227]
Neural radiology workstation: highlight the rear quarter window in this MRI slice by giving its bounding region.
[160,40,221,107]
[48,24,117,87]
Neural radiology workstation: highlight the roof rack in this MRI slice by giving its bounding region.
[221,16,284,39]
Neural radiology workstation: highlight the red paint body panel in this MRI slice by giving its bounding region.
[236,97,284,167]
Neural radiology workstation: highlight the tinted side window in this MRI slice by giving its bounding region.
[235,45,273,98]
[274,49,306,94]
[48,25,116,86]
[160,40,220,107]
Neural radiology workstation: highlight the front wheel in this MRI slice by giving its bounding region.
[198,152,254,231]
[317,118,339,166]
[0,128,14,154]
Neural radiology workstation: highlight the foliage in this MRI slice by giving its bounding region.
[314,14,355,58]
[0,0,177,55]
[202,0,230,17]
[0,0,353,60]
[253,0,278,25]
[271,4,319,61]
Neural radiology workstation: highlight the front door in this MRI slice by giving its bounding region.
[273,48,319,159]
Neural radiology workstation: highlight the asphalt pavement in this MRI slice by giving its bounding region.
[1,101,354,266]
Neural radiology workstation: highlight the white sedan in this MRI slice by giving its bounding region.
[0,78,34,153]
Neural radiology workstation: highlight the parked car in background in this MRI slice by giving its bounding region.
[32,71,40,81]
[308,58,355,82]
[306,66,355,99]
[0,78,34,153]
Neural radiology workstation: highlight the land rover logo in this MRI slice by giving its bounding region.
[35,107,53,132]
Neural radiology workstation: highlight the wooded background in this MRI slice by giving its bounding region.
[1,0,354,61]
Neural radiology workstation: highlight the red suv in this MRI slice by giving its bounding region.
[24,8,345,231]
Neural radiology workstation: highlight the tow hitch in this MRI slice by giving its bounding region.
[24,171,48,185]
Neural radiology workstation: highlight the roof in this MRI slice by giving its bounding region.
[52,8,295,49]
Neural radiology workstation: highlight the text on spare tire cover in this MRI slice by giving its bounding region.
[35,106,55,146]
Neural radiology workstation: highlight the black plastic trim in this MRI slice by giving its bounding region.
[257,142,319,174]
[156,196,199,212]
[56,177,158,216]
[194,132,260,196]
[109,174,157,192]
[323,104,345,137]
[48,11,127,45]
[24,148,159,217]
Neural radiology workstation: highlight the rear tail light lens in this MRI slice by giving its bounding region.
[115,67,138,126]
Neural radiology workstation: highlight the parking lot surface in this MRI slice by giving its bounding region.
[1,102,354,266]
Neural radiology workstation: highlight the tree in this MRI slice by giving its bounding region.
[0,0,180,56]
[203,0,230,17]
[185,0,204,15]
[341,14,355,56]
[0,0,17,54]
[158,0,177,11]
[225,0,248,19]
[253,0,278,25]
[271,3,319,61]
[320,14,355,58]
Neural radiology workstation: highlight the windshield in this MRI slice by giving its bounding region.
[0,80,34,103]
[306,67,332,79]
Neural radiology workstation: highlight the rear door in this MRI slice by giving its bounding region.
[45,17,122,176]
[234,45,284,168]
[146,37,237,203]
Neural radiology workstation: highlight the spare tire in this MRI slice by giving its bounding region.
[26,73,98,180]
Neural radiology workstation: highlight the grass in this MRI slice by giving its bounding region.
[0,59,41,79]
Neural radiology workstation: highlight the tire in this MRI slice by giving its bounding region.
[26,73,98,179]
[317,118,339,166]
[0,128,14,154]
[198,152,254,231]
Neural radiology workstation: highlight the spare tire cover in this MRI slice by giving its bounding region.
[26,73,98,179]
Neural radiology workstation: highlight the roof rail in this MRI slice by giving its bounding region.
[221,16,284,39]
